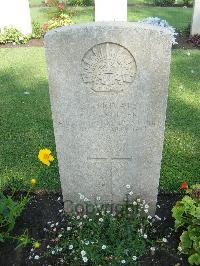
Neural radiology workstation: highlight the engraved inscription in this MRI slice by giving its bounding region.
[81,42,137,93]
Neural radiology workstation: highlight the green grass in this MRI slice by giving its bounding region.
[0,48,59,190]
[128,7,192,30]
[30,5,192,30]
[29,0,43,6]
[0,48,199,191]
[161,49,200,191]
[31,7,52,24]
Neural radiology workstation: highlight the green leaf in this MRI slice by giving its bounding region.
[188,253,200,265]
[180,231,192,252]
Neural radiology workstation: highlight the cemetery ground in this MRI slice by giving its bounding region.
[0,2,200,266]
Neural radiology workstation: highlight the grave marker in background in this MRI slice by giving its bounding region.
[95,0,127,22]
[45,22,172,214]
[0,0,32,34]
[191,0,200,35]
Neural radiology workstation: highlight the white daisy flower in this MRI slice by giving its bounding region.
[133,201,137,205]
[132,256,137,261]
[99,218,104,222]
[82,256,88,262]
[34,255,40,260]
[121,260,126,264]
[143,234,148,239]
[102,245,107,250]
[81,250,86,256]
[155,215,161,221]
[69,245,73,250]
[126,184,131,189]
[162,237,167,243]
[129,191,134,196]
[84,198,89,202]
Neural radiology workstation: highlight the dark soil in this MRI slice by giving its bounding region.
[174,35,196,49]
[0,192,189,266]
[0,38,44,48]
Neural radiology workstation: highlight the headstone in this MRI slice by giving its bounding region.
[95,0,127,22]
[45,22,172,214]
[191,0,200,35]
[0,0,32,34]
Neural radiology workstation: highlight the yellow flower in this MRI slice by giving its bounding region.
[38,148,54,166]
[33,241,41,249]
[30,178,37,186]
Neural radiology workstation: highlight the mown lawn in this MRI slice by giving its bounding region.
[30,5,192,30]
[0,48,199,192]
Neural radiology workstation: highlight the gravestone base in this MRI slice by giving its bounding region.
[45,22,172,215]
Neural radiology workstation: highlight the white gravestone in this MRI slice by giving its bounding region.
[45,22,172,214]
[191,0,200,35]
[0,0,32,34]
[95,0,127,22]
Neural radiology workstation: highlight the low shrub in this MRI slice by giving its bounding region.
[0,28,31,45]
[32,21,44,39]
[152,0,175,6]
[68,0,94,6]
[172,183,200,265]
[180,0,193,6]
[0,191,30,242]
[43,13,72,31]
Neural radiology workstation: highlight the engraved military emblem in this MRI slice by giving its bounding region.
[81,42,137,93]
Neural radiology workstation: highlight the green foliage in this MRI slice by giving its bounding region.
[44,13,72,31]
[152,0,175,6]
[45,199,153,264]
[32,21,44,39]
[179,22,191,37]
[15,230,32,248]
[0,28,31,45]
[172,185,200,265]
[68,0,94,6]
[181,0,193,6]
[0,192,29,242]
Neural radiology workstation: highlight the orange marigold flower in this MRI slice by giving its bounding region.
[42,23,49,30]
[57,2,65,9]
[181,181,188,190]
[38,148,54,166]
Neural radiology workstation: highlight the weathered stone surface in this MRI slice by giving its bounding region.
[45,22,172,214]
[191,0,200,35]
[95,0,127,22]
[0,0,32,34]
